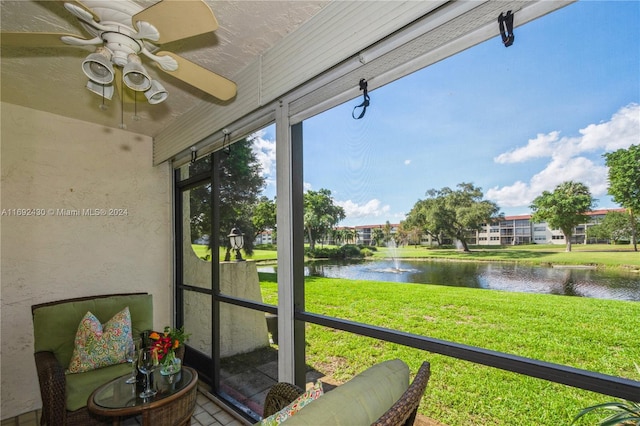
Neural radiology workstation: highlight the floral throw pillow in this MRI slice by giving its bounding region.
[66,307,133,374]
[260,381,324,425]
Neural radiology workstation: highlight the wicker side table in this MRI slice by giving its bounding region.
[88,366,198,426]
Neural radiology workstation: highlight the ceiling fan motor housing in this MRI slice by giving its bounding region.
[101,32,143,67]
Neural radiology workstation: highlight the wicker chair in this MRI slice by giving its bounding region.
[263,361,431,426]
[34,350,111,425]
[372,361,431,426]
[32,293,158,426]
[263,382,305,417]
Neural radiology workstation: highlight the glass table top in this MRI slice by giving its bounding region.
[93,368,194,409]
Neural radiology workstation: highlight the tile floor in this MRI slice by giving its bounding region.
[0,386,249,426]
[190,390,248,426]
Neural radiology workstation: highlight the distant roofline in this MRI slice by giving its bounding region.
[352,224,399,229]
[336,208,627,229]
[502,208,626,221]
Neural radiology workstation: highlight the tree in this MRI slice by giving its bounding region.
[401,223,423,247]
[187,138,266,260]
[303,189,345,250]
[403,182,500,252]
[394,223,411,247]
[587,210,638,244]
[383,221,393,244]
[604,144,640,251]
[530,181,595,252]
[371,227,385,247]
[252,196,277,241]
[218,138,265,259]
[344,227,358,244]
[327,228,341,246]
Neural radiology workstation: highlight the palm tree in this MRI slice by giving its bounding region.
[372,228,385,246]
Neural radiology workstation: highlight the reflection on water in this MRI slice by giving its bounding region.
[260,260,640,301]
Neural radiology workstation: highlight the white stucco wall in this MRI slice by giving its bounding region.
[0,102,173,419]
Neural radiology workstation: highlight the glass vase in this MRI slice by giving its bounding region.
[160,351,182,376]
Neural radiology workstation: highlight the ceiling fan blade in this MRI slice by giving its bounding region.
[0,32,83,48]
[155,51,236,101]
[132,0,218,44]
[60,0,100,22]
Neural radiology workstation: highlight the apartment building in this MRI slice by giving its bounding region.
[329,208,626,247]
[475,208,624,246]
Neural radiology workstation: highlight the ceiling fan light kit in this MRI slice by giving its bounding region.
[122,54,152,92]
[82,46,114,84]
[145,80,168,104]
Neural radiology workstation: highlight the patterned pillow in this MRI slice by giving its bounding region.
[66,307,133,374]
[260,381,324,425]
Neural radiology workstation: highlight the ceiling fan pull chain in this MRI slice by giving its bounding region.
[99,84,107,111]
[119,75,126,129]
[223,131,231,156]
[133,92,140,121]
[498,11,515,47]
[352,78,370,119]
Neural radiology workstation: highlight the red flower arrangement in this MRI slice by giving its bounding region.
[149,326,189,366]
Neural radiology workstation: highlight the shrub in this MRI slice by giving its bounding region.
[338,244,364,259]
[306,244,365,259]
[361,248,374,257]
[305,247,335,259]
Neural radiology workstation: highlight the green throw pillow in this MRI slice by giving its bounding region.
[66,307,133,374]
[260,381,324,425]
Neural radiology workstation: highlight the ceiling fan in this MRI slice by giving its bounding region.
[1,0,237,105]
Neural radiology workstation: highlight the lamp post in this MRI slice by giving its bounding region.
[227,227,244,261]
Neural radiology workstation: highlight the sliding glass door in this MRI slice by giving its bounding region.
[175,138,280,422]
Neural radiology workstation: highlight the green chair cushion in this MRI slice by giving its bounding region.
[283,359,410,425]
[66,362,131,411]
[33,294,153,369]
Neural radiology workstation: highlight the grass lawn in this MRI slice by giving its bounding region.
[258,272,640,426]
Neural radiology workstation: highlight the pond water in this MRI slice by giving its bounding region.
[260,259,640,301]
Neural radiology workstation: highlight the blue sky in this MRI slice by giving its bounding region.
[252,1,639,227]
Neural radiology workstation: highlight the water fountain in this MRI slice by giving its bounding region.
[387,239,401,270]
[368,240,415,274]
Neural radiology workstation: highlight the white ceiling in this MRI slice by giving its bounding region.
[0,0,329,137]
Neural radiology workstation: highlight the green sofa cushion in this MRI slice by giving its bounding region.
[283,359,410,425]
[66,362,132,411]
[33,294,153,369]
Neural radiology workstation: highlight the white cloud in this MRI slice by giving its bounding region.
[529,157,609,195]
[487,103,639,209]
[494,131,561,164]
[404,159,411,165]
[250,130,277,191]
[337,199,391,219]
[578,104,640,152]
[250,130,276,178]
[485,181,533,208]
